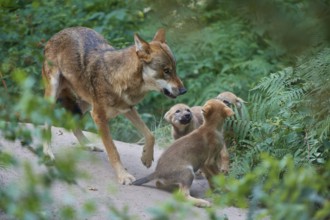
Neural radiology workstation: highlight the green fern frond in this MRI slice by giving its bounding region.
[315,118,330,140]
[252,67,294,96]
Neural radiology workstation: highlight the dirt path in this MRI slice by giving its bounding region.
[0,125,246,219]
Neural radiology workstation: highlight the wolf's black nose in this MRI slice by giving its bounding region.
[184,113,191,120]
[179,87,187,95]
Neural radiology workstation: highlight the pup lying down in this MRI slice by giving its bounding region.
[132,99,234,208]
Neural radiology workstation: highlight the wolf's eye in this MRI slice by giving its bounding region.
[175,110,180,113]
[186,109,191,112]
[223,100,231,107]
[164,68,171,75]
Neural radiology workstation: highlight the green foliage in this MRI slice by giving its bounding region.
[212,154,330,220]
[148,192,215,220]
[228,47,330,177]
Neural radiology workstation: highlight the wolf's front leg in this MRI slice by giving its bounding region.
[219,144,229,174]
[201,164,220,190]
[124,108,154,168]
[92,108,135,185]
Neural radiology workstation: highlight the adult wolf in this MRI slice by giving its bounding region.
[42,27,186,184]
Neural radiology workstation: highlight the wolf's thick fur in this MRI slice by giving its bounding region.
[133,99,234,208]
[42,27,186,184]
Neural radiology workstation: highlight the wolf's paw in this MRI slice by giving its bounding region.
[220,163,229,174]
[141,148,154,168]
[80,143,104,152]
[195,199,212,208]
[117,171,136,185]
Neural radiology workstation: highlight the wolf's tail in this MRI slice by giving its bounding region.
[132,173,155,186]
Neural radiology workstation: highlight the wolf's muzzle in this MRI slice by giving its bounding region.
[179,87,187,95]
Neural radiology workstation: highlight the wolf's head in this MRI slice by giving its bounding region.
[202,99,234,126]
[164,103,193,126]
[216,91,245,109]
[134,29,186,98]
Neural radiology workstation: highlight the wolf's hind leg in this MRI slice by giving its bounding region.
[42,68,61,160]
[180,185,211,208]
[73,128,103,152]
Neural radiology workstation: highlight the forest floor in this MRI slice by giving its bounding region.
[0,124,247,220]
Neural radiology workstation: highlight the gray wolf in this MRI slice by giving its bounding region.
[42,27,186,184]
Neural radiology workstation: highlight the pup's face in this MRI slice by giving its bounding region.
[134,29,186,98]
[202,99,234,122]
[216,91,244,109]
[164,104,193,126]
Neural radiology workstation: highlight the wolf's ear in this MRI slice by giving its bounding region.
[202,104,212,117]
[224,107,235,117]
[153,28,166,43]
[164,110,171,122]
[236,97,247,109]
[134,33,151,61]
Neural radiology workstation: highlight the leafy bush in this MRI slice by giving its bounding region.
[212,154,330,220]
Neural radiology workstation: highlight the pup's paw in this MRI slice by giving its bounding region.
[220,164,229,174]
[117,171,136,185]
[82,143,104,152]
[195,199,212,208]
[141,149,154,168]
[194,169,205,179]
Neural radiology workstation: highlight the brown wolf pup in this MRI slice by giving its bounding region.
[216,91,245,112]
[215,91,245,173]
[164,91,244,174]
[133,99,234,207]
[42,27,186,185]
[164,104,203,140]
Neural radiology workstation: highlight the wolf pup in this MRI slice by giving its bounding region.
[216,91,245,111]
[133,99,234,207]
[164,104,203,140]
[215,91,245,173]
[42,27,186,185]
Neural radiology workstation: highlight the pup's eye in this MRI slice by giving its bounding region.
[175,110,180,113]
[164,68,171,75]
[186,109,191,112]
[223,100,231,107]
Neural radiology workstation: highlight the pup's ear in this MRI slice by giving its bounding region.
[152,28,166,43]
[236,97,247,109]
[224,107,235,117]
[134,33,151,61]
[164,110,172,122]
[202,104,212,117]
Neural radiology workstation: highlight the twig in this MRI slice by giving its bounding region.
[0,71,8,93]
[304,129,310,163]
